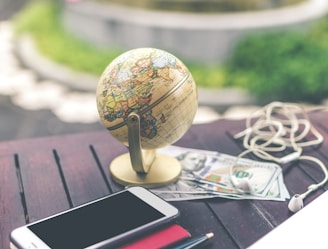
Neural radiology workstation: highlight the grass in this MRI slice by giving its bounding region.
[14,1,123,76]
[13,0,226,88]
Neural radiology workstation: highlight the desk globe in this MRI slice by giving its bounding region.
[96,48,198,187]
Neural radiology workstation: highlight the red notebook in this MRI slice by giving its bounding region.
[119,224,191,249]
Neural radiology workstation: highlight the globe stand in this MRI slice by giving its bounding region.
[110,113,182,187]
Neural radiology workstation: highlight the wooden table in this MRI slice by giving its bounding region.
[1,111,328,249]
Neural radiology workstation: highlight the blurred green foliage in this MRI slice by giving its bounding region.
[14,1,122,76]
[225,18,328,103]
[13,0,226,88]
[13,1,328,103]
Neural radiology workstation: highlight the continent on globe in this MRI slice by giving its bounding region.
[96,48,198,150]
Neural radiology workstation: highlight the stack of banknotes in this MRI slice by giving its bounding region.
[151,146,290,201]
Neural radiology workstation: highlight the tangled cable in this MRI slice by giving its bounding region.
[231,102,328,212]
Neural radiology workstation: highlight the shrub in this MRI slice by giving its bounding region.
[13,1,225,88]
[13,1,122,76]
[225,31,328,104]
[187,64,226,88]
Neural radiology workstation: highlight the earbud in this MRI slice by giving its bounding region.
[288,194,304,213]
[234,179,254,194]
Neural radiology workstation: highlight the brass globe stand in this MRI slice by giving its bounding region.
[110,113,182,187]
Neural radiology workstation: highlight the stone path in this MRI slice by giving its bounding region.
[0,22,100,123]
[0,21,104,141]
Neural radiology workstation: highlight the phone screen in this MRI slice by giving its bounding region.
[27,191,165,248]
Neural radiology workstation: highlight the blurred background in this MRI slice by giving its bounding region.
[0,0,328,141]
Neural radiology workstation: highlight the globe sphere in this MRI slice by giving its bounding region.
[96,48,198,150]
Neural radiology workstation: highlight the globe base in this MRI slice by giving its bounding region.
[110,153,181,187]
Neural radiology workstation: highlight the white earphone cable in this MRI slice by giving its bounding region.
[231,102,328,211]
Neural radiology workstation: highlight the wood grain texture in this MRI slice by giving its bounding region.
[1,114,328,249]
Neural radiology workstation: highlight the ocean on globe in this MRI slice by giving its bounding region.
[96,48,198,150]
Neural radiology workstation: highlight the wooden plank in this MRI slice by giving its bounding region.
[6,138,71,223]
[51,133,112,206]
[177,119,246,154]
[173,201,238,249]
[1,112,327,249]
[208,199,275,248]
[88,131,128,193]
[0,145,26,249]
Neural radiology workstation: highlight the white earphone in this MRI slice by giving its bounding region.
[231,102,328,212]
[288,194,304,213]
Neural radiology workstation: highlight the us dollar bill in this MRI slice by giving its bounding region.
[151,146,289,201]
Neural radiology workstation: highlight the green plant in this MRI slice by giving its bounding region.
[309,15,328,48]
[225,31,328,103]
[13,0,122,76]
[13,0,226,88]
[187,64,226,88]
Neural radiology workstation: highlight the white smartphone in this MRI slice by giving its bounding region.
[10,186,179,249]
